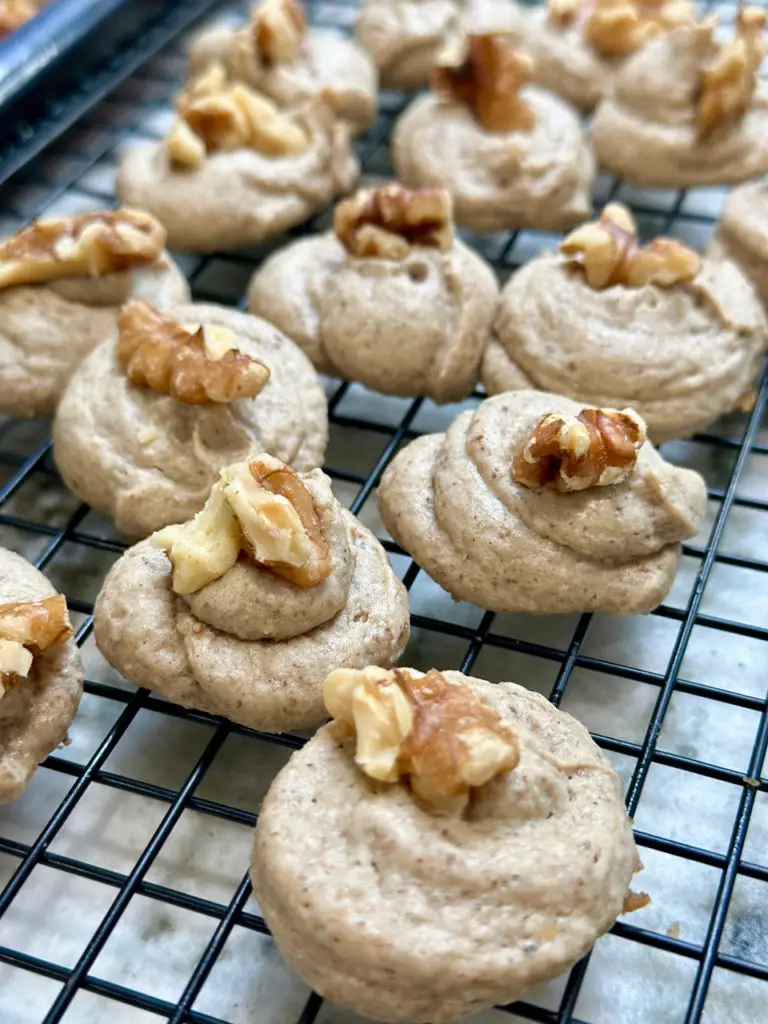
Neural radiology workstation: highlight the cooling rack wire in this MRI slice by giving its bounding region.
[0,1,766,1022]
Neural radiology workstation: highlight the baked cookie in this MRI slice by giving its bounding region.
[116,66,359,252]
[707,176,768,308]
[521,0,694,112]
[93,458,410,732]
[392,33,595,233]
[483,203,768,441]
[0,549,83,803]
[188,0,378,136]
[0,208,189,419]
[252,665,645,1021]
[378,392,707,615]
[354,0,524,90]
[53,301,328,538]
[590,8,768,187]
[247,183,498,402]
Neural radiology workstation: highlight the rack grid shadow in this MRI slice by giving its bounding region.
[0,1,766,1023]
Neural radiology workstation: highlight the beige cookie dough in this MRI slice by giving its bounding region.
[378,391,706,615]
[93,459,410,732]
[483,203,768,441]
[53,302,328,538]
[0,549,83,803]
[189,0,378,135]
[0,208,189,419]
[392,33,594,233]
[708,176,768,308]
[247,184,498,402]
[590,10,768,187]
[521,0,694,112]
[252,665,643,1022]
[117,71,359,252]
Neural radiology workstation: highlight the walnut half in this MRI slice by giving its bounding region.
[0,208,166,291]
[324,667,520,814]
[513,407,647,492]
[334,184,454,260]
[0,595,73,698]
[560,202,701,289]
[117,301,270,405]
[252,0,307,65]
[697,6,766,141]
[432,34,536,133]
[152,455,332,594]
[547,0,694,57]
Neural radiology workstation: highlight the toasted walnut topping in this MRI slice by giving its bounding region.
[116,301,270,405]
[560,202,701,289]
[152,455,332,594]
[697,6,766,140]
[0,209,166,291]
[0,595,74,698]
[432,34,536,133]
[547,0,694,56]
[513,407,647,492]
[252,0,307,64]
[169,73,309,165]
[334,185,454,260]
[324,667,520,814]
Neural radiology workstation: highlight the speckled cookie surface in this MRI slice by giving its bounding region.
[392,89,595,233]
[378,391,707,615]
[708,177,768,308]
[0,549,83,804]
[52,303,328,538]
[188,24,378,135]
[116,103,359,252]
[590,24,768,187]
[0,254,189,419]
[93,474,410,732]
[484,253,768,441]
[247,231,499,402]
[251,671,640,1022]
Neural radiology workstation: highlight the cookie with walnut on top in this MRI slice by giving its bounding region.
[392,32,595,233]
[590,6,768,187]
[0,208,189,419]
[52,301,328,538]
[708,174,768,309]
[93,456,409,733]
[188,0,378,136]
[117,62,359,252]
[483,202,768,441]
[247,183,498,403]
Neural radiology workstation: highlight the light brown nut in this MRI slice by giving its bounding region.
[252,0,307,64]
[323,667,520,814]
[547,0,580,29]
[334,184,454,259]
[234,455,333,588]
[548,0,694,56]
[560,202,701,289]
[166,118,207,170]
[697,6,766,140]
[513,407,647,492]
[0,0,35,36]
[0,208,166,291]
[0,594,74,697]
[116,300,270,405]
[432,33,536,133]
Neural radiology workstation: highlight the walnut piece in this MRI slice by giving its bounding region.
[547,0,694,56]
[334,184,454,259]
[169,71,309,165]
[0,0,36,36]
[0,595,74,698]
[152,455,332,594]
[252,0,307,65]
[697,6,766,141]
[117,301,270,405]
[560,202,701,289]
[513,407,647,492]
[0,208,166,291]
[324,667,520,814]
[432,33,536,133]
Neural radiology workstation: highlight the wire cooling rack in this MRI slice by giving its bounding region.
[0,1,766,1022]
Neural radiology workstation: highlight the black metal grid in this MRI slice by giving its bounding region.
[0,1,766,1021]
